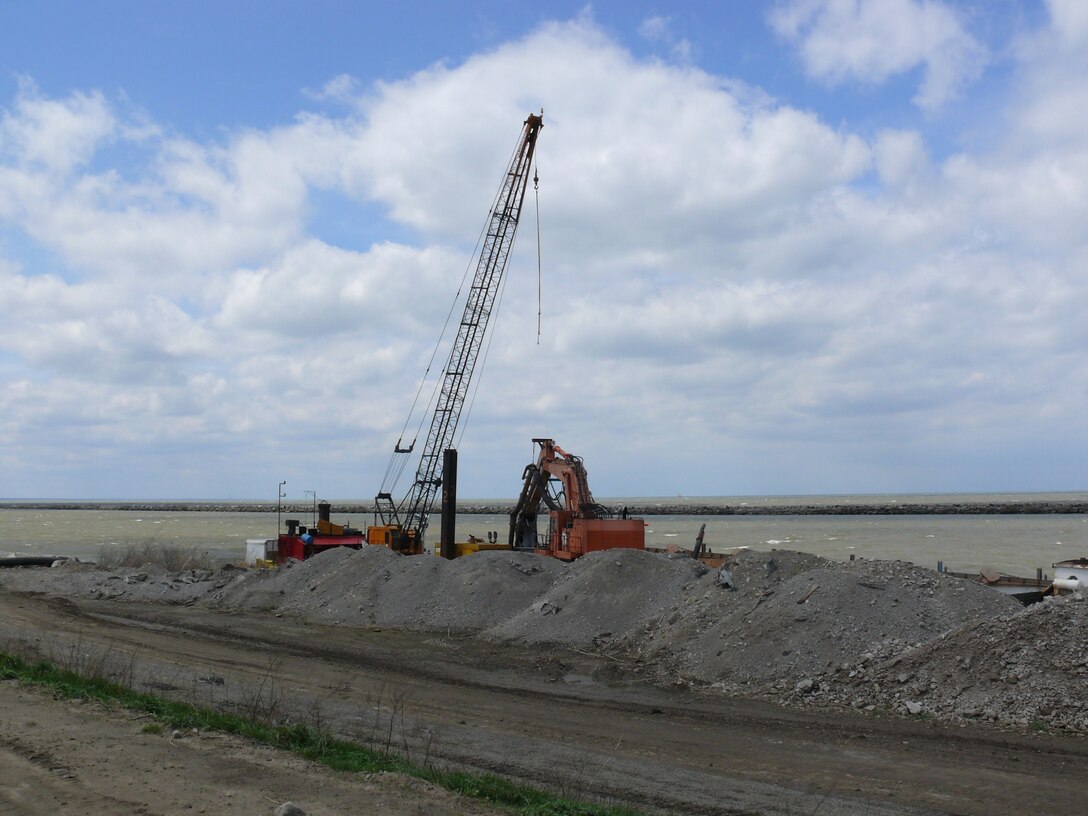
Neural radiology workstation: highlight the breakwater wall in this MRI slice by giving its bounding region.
[4,501,1087,516]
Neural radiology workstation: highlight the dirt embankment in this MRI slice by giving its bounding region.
[0,680,505,816]
[8,546,1085,734]
[6,548,1088,816]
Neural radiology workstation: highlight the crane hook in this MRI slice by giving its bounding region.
[533,167,539,191]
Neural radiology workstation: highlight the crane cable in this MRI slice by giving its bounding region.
[534,164,542,345]
[379,207,487,495]
[458,162,540,448]
[380,130,525,497]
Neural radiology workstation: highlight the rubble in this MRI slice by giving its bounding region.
[805,592,1088,732]
[5,544,1083,735]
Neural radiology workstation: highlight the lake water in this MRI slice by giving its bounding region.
[2,493,1086,578]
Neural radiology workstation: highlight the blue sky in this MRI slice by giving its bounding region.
[1,1,1086,500]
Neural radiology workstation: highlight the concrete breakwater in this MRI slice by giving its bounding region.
[4,500,1087,515]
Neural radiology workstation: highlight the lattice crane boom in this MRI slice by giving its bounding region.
[376,112,543,551]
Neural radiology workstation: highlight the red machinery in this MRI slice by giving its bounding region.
[277,501,364,561]
[509,439,644,560]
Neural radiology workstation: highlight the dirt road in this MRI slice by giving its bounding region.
[2,587,1085,816]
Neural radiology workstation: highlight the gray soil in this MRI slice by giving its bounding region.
[3,545,1087,814]
[7,546,1081,731]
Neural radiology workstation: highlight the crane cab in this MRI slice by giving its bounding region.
[366,524,422,555]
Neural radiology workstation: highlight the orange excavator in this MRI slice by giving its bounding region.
[509,438,644,560]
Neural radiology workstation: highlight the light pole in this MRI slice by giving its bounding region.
[276,480,287,539]
[305,490,316,529]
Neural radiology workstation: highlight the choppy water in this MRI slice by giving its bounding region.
[2,493,1087,577]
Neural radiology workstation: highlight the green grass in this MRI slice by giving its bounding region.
[0,651,640,816]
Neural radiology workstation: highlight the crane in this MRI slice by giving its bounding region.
[509,438,645,560]
[372,112,544,555]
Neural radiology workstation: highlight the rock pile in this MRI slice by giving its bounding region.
[484,549,708,646]
[2,561,241,606]
[619,550,1018,688]
[800,593,1088,732]
[9,545,1086,734]
[208,546,566,631]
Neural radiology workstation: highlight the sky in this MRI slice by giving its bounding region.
[1,0,1086,501]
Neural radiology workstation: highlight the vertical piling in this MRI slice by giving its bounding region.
[440,448,457,560]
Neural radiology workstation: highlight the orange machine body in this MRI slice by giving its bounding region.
[510,438,645,560]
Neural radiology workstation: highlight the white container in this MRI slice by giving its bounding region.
[245,539,275,566]
[1053,558,1088,583]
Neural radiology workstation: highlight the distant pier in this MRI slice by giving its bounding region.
[3,500,1087,516]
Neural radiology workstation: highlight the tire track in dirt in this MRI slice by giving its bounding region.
[2,588,1086,815]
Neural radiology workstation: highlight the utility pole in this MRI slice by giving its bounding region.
[276,480,287,539]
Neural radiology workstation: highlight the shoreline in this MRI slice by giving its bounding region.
[3,499,1087,515]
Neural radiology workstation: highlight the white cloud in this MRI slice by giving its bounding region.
[215,239,464,339]
[638,16,670,42]
[1046,0,1088,46]
[1007,1,1088,150]
[638,15,695,62]
[874,129,930,191]
[0,79,116,172]
[350,18,869,253]
[1,12,1087,498]
[0,108,366,295]
[303,73,363,104]
[770,0,988,110]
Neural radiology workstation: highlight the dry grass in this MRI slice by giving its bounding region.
[97,542,216,571]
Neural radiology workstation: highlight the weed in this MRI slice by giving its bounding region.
[0,648,641,816]
[240,654,285,724]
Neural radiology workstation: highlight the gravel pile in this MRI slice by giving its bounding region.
[483,549,709,646]
[794,592,1088,732]
[620,551,1019,687]
[11,544,1084,734]
[0,560,243,605]
[212,546,566,632]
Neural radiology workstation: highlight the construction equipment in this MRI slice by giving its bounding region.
[276,500,365,561]
[370,112,544,555]
[510,438,644,561]
[274,113,543,563]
